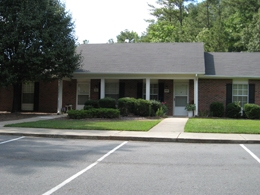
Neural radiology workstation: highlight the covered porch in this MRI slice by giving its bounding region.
[57,74,199,116]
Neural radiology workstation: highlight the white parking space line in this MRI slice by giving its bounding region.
[240,144,260,164]
[0,136,25,145]
[42,141,128,195]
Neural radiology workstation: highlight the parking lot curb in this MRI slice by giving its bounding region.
[1,132,260,144]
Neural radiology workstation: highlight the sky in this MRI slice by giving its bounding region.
[62,0,203,44]
[62,0,157,44]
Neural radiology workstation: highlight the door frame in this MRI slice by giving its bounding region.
[76,81,90,110]
[173,81,189,116]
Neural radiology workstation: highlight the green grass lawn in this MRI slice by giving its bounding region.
[185,118,260,134]
[5,119,162,131]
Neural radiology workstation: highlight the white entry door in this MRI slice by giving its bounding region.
[174,82,188,116]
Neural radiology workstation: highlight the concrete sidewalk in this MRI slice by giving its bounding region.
[0,115,260,143]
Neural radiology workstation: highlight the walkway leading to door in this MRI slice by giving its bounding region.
[149,117,188,133]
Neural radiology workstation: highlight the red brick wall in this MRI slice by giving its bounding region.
[249,80,260,105]
[198,79,232,112]
[0,86,13,111]
[39,81,58,113]
[159,79,173,115]
[63,79,77,109]
[90,79,100,100]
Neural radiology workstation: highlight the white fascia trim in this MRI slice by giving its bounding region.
[200,75,260,79]
[73,72,205,75]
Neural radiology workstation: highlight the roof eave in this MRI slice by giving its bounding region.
[74,72,205,75]
[200,75,260,79]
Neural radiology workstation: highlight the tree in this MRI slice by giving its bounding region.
[145,0,196,42]
[242,9,260,51]
[223,0,260,51]
[143,20,177,42]
[116,29,140,43]
[148,0,195,27]
[195,0,228,51]
[0,0,82,112]
[107,38,115,44]
[83,40,89,44]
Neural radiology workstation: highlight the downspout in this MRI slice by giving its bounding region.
[194,74,199,116]
[57,80,63,114]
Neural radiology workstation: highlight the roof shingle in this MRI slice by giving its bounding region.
[205,52,260,77]
[76,43,205,74]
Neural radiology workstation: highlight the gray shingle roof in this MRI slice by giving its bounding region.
[205,52,260,77]
[76,43,205,74]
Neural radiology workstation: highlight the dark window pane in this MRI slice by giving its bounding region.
[78,95,89,105]
[22,93,34,104]
[175,96,187,107]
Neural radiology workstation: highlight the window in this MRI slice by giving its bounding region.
[150,83,158,100]
[143,80,158,100]
[77,83,90,105]
[233,84,248,108]
[105,81,119,99]
[22,83,34,104]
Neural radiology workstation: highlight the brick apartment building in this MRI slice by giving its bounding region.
[0,43,260,116]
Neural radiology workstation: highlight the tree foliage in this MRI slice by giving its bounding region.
[0,0,82,112]
[116,29,140,43]
[0,0,82,88]
[107,38,115,44]
[242,9,260,52]
[142,0,260,52]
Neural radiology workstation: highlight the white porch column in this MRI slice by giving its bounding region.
[194,76,199,116]
[100,78,105,99]
[146,78,150,100]
[57,80,63,114]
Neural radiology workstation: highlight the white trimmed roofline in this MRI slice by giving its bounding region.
[73,72,205,75]
[200,75,260,79]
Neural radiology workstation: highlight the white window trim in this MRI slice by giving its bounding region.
[105,80,119,95]
[232,80,249,111]
[233,79,248,85]
[143,79,158,100]
[77,82,90,108]
[104,80,119,100]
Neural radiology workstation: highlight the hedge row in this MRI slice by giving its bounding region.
[208,101,260,119]
[84,97,168,117]
[118,97,167,117]
[84,98,116,110]
[68,108,120,119]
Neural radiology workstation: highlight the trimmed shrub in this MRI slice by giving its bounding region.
[67,110,88,119]
[68,108,120,119]
[244,104,260,119]
[226,102,241,118]
[210,102,224,117]
[99,97,116,109]
[150,100,162,116]
[135,99,152,116]
[84,105,93,110]
[118,97,137,116]
[84,100,99,110]
[89,108,120,118]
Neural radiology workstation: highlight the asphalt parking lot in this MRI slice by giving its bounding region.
[1,135,259,195]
